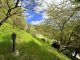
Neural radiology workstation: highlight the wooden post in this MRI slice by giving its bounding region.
[11,33,16,52]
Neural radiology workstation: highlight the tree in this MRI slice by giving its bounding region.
[66,24,80,58]
[46,1,77,43]
[42,0,80,59]
[0,0,23,26]
[35,24,55,39]
[8,13,26,30]
[0,0,42,26]
[69,0,80,3]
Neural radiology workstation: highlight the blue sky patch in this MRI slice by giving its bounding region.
[22,0,44,24]
[26,11,44,23]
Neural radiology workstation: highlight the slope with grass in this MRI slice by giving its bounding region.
[0,23,71,60]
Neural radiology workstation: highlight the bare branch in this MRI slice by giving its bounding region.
[6,0,11,10]
[15,0,20,7]
[0,0,23,26]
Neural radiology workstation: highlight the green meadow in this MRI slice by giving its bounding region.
[0,23,71,60]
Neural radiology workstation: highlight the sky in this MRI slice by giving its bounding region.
[23,0,62,25]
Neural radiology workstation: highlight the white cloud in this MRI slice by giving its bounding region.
[31,20,44,25]
[28,14,35,19]
[35,0,52,12]
[35,0,63,13]
[25,13,30,16]
[35,0,62,21]
[23,0,63,24]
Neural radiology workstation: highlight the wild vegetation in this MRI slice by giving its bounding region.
[35,0,80,60]
[0,0,80,60]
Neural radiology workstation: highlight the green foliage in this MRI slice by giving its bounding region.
[70,0,80,3]
[8,14,26,30]
[37,1,80,59]
[35,24,54,39]
[69,25,80,51]
[0,0,26,29]
[0,23,71,60]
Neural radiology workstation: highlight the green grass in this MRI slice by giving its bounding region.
[0,23,71,60]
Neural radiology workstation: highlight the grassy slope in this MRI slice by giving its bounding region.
[0,23,71,60]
